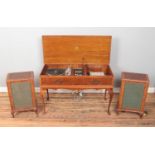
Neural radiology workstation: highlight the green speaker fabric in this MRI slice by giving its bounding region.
[11,82,33,109]
[122,83,144,110]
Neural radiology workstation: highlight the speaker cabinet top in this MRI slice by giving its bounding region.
[122,72,149,83]
[7,71,34,82]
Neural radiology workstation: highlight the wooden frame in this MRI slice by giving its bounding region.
[7,71,38,118]
[117,72,149,118]
[40,35,114,114]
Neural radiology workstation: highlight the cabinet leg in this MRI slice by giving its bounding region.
[104,89,107,100]
[46,89,49,101]
[108,89,114,115]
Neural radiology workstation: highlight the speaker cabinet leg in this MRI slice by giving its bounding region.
[108,89,114,115]
[140,111,147,119]
[46,89,49,101]
[140,113,144,119]
[11,112,15,118]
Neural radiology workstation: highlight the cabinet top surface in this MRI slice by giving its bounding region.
[7,71,34,81]
[122,72,149,82]
[42,35,112,65]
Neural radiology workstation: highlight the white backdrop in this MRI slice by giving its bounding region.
[0,27,155,88]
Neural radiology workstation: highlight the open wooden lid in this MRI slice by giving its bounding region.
[42,35,112,65]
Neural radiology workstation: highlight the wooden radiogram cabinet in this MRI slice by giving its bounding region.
[40,36,114,114]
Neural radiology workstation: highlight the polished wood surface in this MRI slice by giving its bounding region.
[42,36,112,64]
[40,65,113,88]
[7,71,34,81]
[0,93,155,127]
[122,72,149,82]
[40,36,114,114]
[117,72,149,118]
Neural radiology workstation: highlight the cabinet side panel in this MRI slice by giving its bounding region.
[11,82,33,109]
[122,83,144,110]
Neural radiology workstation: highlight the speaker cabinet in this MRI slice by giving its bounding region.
[117,72,149,118]
[7,71,38,117]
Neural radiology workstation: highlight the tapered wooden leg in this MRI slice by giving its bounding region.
[46,89,49,101]
[104,89,107,100]
[108,89,114,115]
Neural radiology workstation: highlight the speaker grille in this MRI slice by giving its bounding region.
[11,82,33,109]
[122,83,144,110]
